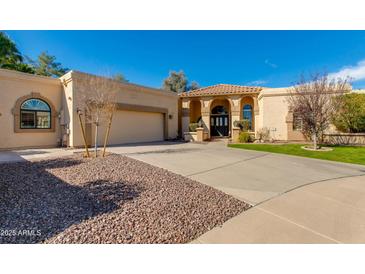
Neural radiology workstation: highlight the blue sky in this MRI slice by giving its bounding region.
[5,31,365,89]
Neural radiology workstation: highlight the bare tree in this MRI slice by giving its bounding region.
[77,74,118,157]
[287,74,350,150]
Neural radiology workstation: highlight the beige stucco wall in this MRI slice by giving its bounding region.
[189,100,201,123]
[258,87,306,141]
[69,71,179,147]
[0,69,179,149]
[258,88,291,141]
[256,95,264,131]
[59,71,74,147]
[0,69,62,149]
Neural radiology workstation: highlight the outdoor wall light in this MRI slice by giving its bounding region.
[168,114,173,119]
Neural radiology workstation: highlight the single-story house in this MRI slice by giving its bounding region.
[180,84,307,142]
[0,69,178,149]
[1,68,359,150]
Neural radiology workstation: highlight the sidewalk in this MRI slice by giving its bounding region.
[193,175,365,243]
[0,148,75,163]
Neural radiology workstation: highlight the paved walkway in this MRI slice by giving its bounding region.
[1,141,365,243]
[0,147,74,163]
[193,175,365,243]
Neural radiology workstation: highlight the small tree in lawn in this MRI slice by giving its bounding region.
[287,74,350,150]
[78,74,118,157]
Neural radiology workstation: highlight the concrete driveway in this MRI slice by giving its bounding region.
[109,140,365,205]
[109,140,365,243]
[2,140,365,243]
[194,174,365,243]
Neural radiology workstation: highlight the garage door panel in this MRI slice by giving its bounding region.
[96,110,164,145]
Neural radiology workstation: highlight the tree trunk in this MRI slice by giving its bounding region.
[77,111,90,158]
[313,133,317,150]
[102,112,113,157]
[94,123,99,158]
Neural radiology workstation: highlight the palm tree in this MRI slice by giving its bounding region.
[0,32,23,66]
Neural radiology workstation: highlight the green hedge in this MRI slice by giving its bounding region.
[239,131,252,143]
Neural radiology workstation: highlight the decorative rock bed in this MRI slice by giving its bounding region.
[0,154,250,244]
[301,145,333,152]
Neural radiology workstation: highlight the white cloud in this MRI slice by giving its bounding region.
[328,59,365,82]
[246,80,267,86]
[264,59,278,68]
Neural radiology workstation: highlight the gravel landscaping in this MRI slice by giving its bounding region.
[0,154,250,244]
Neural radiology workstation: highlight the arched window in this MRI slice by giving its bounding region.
[243,104,252,130]
[211,105,228,115]
[20,98,51,129]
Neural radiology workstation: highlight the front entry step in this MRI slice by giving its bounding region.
[209,137,230,145]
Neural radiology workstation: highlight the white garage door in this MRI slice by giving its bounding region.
[97,110,164,145]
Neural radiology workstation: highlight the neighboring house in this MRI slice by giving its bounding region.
[0,68,359,150]
[0,69,178,149]
[180,84,306,141]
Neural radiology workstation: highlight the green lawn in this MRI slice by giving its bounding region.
[228,143,365,166]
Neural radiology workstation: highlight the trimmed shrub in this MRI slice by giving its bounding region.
[239,131,252,143]
[332,93,365,133]
[189,123,199,132]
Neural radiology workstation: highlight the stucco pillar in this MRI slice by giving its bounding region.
[232,127,241,143]
[196,127,204,142]
[230,96,242,136]
[253,96,260,136]
[200,97,212,139]
[181,98,190,134]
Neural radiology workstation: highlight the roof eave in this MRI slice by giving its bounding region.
[180,91,261,98]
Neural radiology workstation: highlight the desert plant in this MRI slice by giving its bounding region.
[233,119,250,131]
[257,127,271,142]
[112,73,129,83]
[332,93,365,133]
[188,81,200,91]
[189,123,199,132]
[77,74,118,157]
[162,70,200,93]
[239,131,252,143]
[287,73,350,150]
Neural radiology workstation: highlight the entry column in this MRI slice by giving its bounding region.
[181,98,190,135]
[200,97,213,139]
[230,96,242,135]
[253,96,259,136]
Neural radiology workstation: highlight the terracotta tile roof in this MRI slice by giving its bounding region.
[180,84,263,97]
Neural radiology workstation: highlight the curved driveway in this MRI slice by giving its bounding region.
[110,141,365,243]
[110,141,365,205]
[2,141,365,243]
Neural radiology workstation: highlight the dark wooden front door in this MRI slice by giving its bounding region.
[210,115,229,137]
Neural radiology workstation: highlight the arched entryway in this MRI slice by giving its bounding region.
[189,100,202,124]
[210,105,229,137]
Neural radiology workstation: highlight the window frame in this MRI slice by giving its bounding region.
[242,104,253,130]
[12,93,56,133]
[292,113,303,131]
[20,99,52,129]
